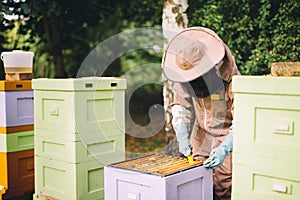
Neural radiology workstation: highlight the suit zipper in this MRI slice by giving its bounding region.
[201,98,207,131]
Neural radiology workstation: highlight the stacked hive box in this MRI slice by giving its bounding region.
[32,77,126,200]
[105,154,213,200]
[232,76,300,199]
[0,80,35,199]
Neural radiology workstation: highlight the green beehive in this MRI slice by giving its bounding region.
[232,153,300,200]
[0,131,34,152]
[35,133,125,164]
[232,76,300,162]
[32,77,127,200]
[232,76,300,199]
[32,77,126,137]
[33,155,105,200]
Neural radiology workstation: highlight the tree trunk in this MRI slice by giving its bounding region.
[162,0,188,156]
[41,4,67,78]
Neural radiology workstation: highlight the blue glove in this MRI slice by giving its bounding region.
[173,123,192,157]
[203,130,233,169]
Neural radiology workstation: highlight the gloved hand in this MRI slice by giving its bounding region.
[203,130,233,169]
[173,123,192,157]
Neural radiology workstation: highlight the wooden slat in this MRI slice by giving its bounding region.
[271,62,300,76]
[114,154,203,175]
[0,80,32,91]
[0,125,34,134]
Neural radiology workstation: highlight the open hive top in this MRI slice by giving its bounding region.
[109,154,203,177]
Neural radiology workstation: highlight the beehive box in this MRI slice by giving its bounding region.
[232,152,300,200]
[34,155,107,200]
[232,76,300,161]
[232,76,300,199]
[0,131,34,152]
[271,62,300,76]
[35,133,125,164]
[0,149,34,198]
[32,77,126,137]
[0,80,32,91]
[34,123,124,142]
[104,154,213,200]
[0,81,33,127]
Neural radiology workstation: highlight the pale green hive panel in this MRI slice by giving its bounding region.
[0,131,34,152]
[33,78,126,135]
[32,77,126,91]
[233,76,300,162]
[232,76,300,95]
[233,93,300,162]
[232,75,300,199]
[35,134,125,164]
[232,153,300,200]
[34,156,105,200]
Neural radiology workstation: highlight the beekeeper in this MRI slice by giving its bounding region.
[162,27,239,200]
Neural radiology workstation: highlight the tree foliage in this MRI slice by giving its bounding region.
[1,0,299,77]
[188,0,300,75]
[0,0,163,78]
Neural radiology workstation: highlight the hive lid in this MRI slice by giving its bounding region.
[232,75,300,95]
[108,154,203,177]
[0,80,32,91]
[32,77,126,91]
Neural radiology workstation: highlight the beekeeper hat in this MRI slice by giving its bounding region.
[163,27,225,82]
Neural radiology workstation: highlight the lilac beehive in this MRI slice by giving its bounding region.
[0,81,34,128]
[104,154,213,200]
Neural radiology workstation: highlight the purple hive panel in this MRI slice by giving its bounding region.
[0,90,34,127]
[104,163,212,200]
